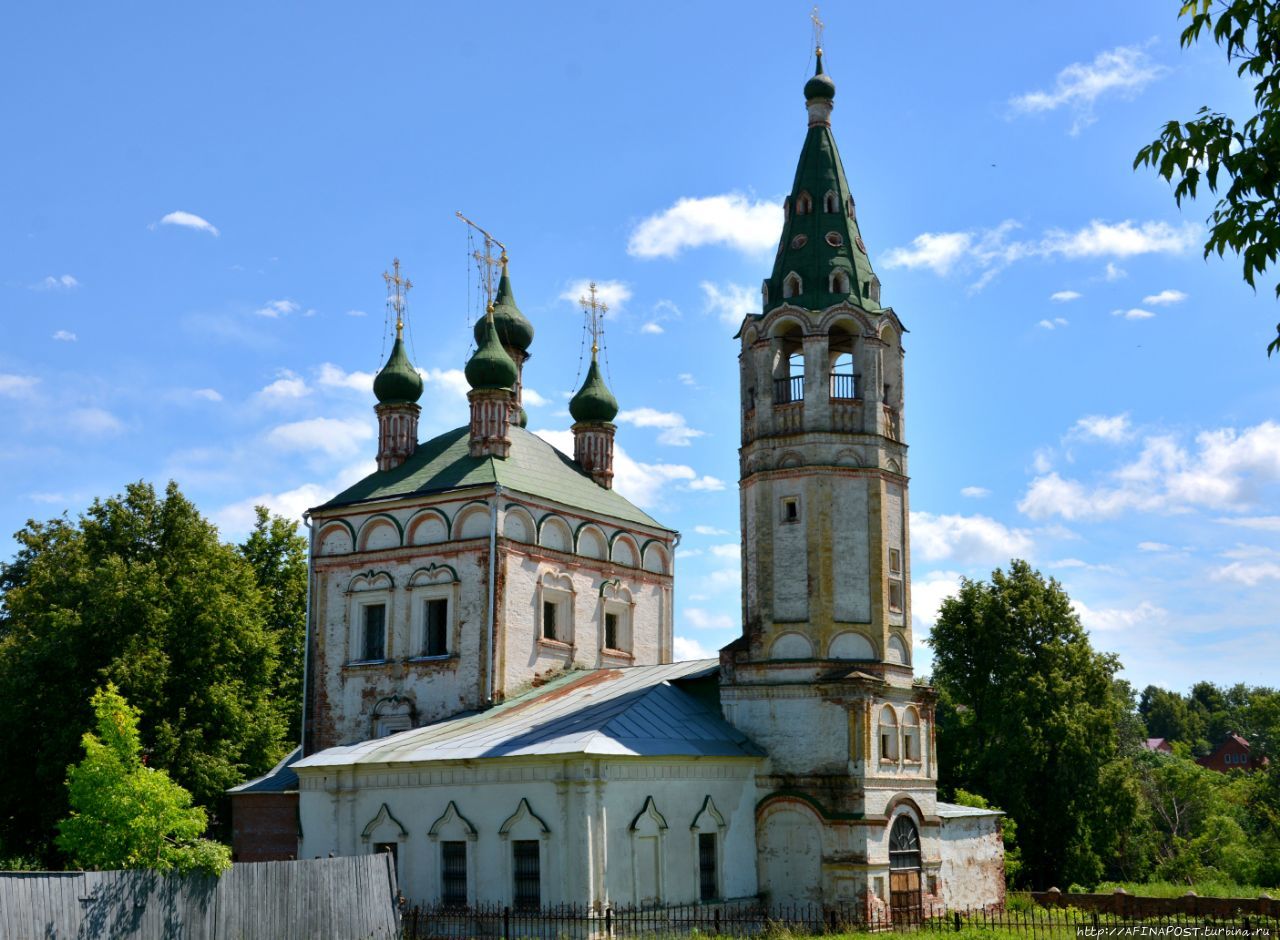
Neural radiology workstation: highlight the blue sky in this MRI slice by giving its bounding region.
[3,3,1278,694]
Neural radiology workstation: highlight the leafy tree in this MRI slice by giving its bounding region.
[929,560,1133,888]
[952,788,1023,884]
[238,506,308,742]
[1140,685,1208,752]
[0,482,294,862]
[57,683,230,875]
[1134,0,1280,357]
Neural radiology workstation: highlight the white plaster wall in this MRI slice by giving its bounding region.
[884,483,906,630]
[771,483,808,623]
[832,478,871,623]
[724,692,849,774]
[296,757,761,907]
[938,815,1005,911]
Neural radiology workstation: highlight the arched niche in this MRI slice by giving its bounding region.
[502,505,535,544]
[770,632,813,660]
[887,634,909,665]
[408,508,449,546]
[539,515,572,553]
[317,521,354,556]
[828,631,876,660]
[757,799,823,905]
[358,515,401,552]
[577,524,607,560]
[641,541,669,575]
[610,533,639,568]
[454,503,490,541]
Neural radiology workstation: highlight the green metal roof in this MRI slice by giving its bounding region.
[765,54,880,315]
[314,425,668,530]
[569,358,618,424]
[372,335,424,404]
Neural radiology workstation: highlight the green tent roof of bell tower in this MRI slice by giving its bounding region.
[764,52,880,315]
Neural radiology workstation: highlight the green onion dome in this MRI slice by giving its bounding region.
[373,335,424,404]
[474,263,534,353]
[517,406,528,428]
[569,358,618,423]
[804,52,835,101]
[466,312,518,390]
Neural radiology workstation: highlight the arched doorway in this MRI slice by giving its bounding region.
[758,802,823,906]
[888,815,922,924]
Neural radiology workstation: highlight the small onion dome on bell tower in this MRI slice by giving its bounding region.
[804,50,836,102]
[474,256,534,353]
[465,310,519,390]
[569,359,618,424]
[373,333,424,404]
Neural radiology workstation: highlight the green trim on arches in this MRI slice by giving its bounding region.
[691,794,726,831]
[357,512,404,548]
[344,569,396,593]
[498,797,551,837]
[406,506,452,541]
[409,562,459,585]
[629,795,669,832]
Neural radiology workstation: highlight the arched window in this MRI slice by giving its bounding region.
[761,280,769,306]
[823,190,839,213]
[796,191,813,215]
[879,705,899,762]
[829,270,851,294]
[889,816,921,870]
[772,322,805,404]
[903,707,921,762]
[828,326,856,400]
[783,273,802,299]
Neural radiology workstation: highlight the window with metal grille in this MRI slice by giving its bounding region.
[542,601,557,641]
[362,603,386,661]
[889,816,922,870]
[441,841,467,905]
[424,598,448,657]
[698,832,718,901]
[512,840,540,909]
[604,612,618,650]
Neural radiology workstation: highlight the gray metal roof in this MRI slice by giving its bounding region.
[935,800,1003,818]
[228,745,301,794]
[295,660,764,769]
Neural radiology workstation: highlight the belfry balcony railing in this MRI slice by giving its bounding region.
[774,376,805,404]
[829,371,858,400]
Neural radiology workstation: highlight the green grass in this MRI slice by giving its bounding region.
[1093,881,1277,899]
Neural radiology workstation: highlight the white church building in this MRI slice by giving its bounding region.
[231,47,1005,921]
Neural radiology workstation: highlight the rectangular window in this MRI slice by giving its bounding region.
[362,603,386,661]
[441,841,467,906]
[698,832,718,901]
[513,840,540,909]
[889,548,902,576]
[424,598,449,657]
[542,601,557,641]
[604,612,618,650]
[888,580,904,613]
[782,497,800,523]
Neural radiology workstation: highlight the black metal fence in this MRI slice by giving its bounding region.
[401,900,1280,940]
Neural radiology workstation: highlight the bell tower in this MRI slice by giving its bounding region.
[719,42,942,915]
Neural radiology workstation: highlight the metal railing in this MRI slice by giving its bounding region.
[829,372,857,400]
[774,376,804,404]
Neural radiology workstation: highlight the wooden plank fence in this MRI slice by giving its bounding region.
[0,853,400,940]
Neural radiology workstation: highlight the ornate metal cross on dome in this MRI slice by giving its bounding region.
[579,282,608,357]
[383,258,412,337]
[455,210,506,313]
[810,5,824,55]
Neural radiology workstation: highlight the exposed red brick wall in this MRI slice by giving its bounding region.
[231,792,300,862]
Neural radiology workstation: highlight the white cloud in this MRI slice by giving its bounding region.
[1215,515,1280,532]
[1105,262,1128,281]
[346,309,368,318]
[693,525,730,536]
[36,274,79,290]
[882,219,1195,289]
[1020,421,1280,520]
[1143,289,1188,306]
[1073,598,1168,633]
[316,362,374,393]
[629,194,782,259]
[1050,290,1082,303]
[52,329,77,342]
[193,388,223,402]
[0,374,39,398]
[157,210,219,236]
[687,476,726,491]
[265,417,373,458]
[701,281,758,327]
[560,279,631,313]
[522,388,549,407]
[69,407,124,436]
[258,369,310,400]
[673,636,718,660]
[616,407,704,446]
[1113,308,1155,320]
[534,429,707,509]
[1038,317,1069,330]
[678,373,697,387]
[1211,561,1280,586]
[213,460,376,536]
[709,543,740,560]
[911,570,963,632]
[1010,45,1168,134]
[960,486,990,498]
[1138,541,1173,552]
[255,299,301,318]
[421,368,470,399]
[1071,413,1132,443]
[640,322,664,334]
[682,607,737,631]
[911,512,1034,564]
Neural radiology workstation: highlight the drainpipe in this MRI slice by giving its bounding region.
[485,485,503,706]
[300,510,315,756]
[669,531,681,663]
